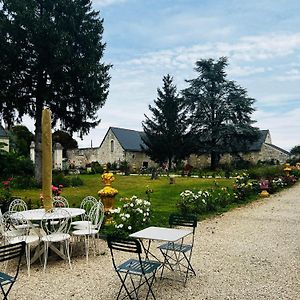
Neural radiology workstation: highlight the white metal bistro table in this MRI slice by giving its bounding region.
[14,208,85,221]
[129,226,193,261]
[12,208,85,263]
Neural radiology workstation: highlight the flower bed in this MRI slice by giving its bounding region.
[177,170,298,216]
[109,196,152,235]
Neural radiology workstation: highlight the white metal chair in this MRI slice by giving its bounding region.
[40,209,72,271]
[5,212,39,276]
[72,201,104,262]
[52,196,69,208]
[8,199,27,212]
[0,211,27,242]
[71,196,99,229]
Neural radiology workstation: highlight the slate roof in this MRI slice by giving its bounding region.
[245,129,269,152]
[110,127,146,152]
[0,125,8,137]
[105,127,289,155]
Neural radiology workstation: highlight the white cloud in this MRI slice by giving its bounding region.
[119,32,300,74]
[93,0,127,7]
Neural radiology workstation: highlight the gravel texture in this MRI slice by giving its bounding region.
[8,184,300,299]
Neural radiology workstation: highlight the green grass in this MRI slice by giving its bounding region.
[12,174,234,226]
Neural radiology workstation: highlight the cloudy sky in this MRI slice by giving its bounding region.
[26,0,300,150]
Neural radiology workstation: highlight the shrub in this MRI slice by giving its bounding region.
[11,176,39,189]
[91,161,103,174]
[69,176,84,187]
[109,196,152,236]
[52,172,70,187]
[248,165,284,179]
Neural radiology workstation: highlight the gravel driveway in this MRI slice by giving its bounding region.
[10,183,300,299]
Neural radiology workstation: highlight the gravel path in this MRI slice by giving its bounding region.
[9,184,300,299]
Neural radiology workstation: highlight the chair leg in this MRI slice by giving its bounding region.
[26,243,31,276]
[65,239,72,269]
[43,242,49,272]
[85,236,89,263]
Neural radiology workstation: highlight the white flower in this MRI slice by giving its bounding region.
[128,226,132,230]
[125,214,130,219]
[130,203,134,207]
[117,224,123,229]
[143,218,146,222]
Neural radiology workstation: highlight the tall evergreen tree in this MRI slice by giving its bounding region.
[0,0,110,182]
[182,57,259,169]
[142,74,191,170]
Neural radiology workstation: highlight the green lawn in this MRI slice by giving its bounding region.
[13,174,234,226]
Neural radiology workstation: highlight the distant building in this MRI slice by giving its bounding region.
[66,127,155,169]
[67,127,290,169]
[188,129,290,167]
[0,125,9,152]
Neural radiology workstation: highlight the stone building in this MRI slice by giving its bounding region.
[67,127,290,169]
[188,130,290,167]
[66,127,155,168]
[0,125,9,152]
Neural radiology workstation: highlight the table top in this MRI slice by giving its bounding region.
[129,226,193,242]
[12,208,85,221]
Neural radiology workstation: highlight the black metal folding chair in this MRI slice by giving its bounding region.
[158,213,197,286]
[107,236,161,300]
[0,241,25,300]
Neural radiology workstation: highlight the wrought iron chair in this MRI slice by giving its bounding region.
[5,212,39,276]
[40,209,72,271]
[71,196,98,228]
[107,236,161,300]
[0,241,25,300]
[52,196,69,208]
[72,201,104,262]
[158,213,197,285]
[8,199,27,212]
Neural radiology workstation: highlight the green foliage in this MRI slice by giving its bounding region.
[290,145,300,156]
[0,150,34,179]
[53,130,78,157]
[109,196,152,236]
[69,176,84,187]
[11,176,39,189]
[142,74,192,168]
[177,187,235,215]
[90,161,104,174]
[9,125,34,157]
[247,165,284,179]
[182,57,259,169]
[52,172,70,187]
[119,160,130,175]
[0,0,111,180]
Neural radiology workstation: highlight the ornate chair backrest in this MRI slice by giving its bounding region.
[87,201,105,231]
[9,199,28,212]
[1,211,28,239]
[53,196,69,208]
[80,196,98,220]
[40,209,71,236]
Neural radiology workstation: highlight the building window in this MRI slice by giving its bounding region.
[110,140,114,153]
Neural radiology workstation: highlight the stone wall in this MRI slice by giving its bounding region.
[97,128,125,164]
[188,143,289,168]
[66,147,99,167]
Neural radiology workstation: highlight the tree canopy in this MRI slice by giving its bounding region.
[142,74,191,169]
[0,0,111,181]
[290,145,300,156]
[9,125,34,157]
[182,57,259,169]
[53,130,78,157]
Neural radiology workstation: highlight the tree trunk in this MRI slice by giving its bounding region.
[210,151,220,170]
[167,157,172,175]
